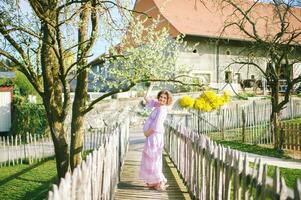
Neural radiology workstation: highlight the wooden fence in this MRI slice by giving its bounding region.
[169,98,301,149]
[279,122,301,151]
[191,98,301,132]
[0,126,123,167]
[164,123,301,200]
[48,118,130,200]
[0,133,53,166]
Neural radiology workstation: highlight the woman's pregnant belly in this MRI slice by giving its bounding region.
[143,119,152,132]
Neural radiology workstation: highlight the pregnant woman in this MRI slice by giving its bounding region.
[139,84,172,191]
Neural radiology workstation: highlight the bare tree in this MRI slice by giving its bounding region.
[217,0,301,149]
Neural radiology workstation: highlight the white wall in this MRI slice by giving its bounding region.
[178,37,268,84]
[0,92,11,132]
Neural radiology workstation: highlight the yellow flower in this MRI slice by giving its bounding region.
[222,91,230,102]
[179,90,230,112]
[216,98,224,107]
[179,96,195,108]
[194,98,206,110]
[203,104,212,112]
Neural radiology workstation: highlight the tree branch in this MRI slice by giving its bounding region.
[0,49,44,95]
[226,61,267,77]
[55,12,71,121]
[6,26,41,39]
[138,78,205,88]
[83,82,135,115]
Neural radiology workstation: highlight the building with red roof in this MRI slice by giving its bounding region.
[133,0,301,90]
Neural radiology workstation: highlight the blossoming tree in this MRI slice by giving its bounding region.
[0,0,193,178]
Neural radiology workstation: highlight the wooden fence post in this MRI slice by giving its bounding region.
[185,114,190,128]
[294,179,301,200]
[253,101,256,126]
[222,109,225,140]
[236,104,239,128]
[279,127,284,152]
[197,110,200,134]
[290,99,294,119]
[242,110,246,143]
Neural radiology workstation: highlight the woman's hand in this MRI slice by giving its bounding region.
[144,128,154,137]
[144,82,154,104]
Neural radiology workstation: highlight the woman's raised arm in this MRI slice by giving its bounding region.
[144,83,154,104]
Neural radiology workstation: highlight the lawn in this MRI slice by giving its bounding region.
[215,140,290,158]
[268,166,301,188]
[216,140,301,188]
[0,157,57,200]
[0,150,94,200]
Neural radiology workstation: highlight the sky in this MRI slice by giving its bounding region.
[18,0,135,61]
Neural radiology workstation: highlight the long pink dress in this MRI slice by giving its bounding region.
[139,99,168,184]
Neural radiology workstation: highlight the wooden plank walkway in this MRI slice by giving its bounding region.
[114,128,191,200]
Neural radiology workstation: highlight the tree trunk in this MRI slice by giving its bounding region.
[48,118,70,178]
[270,79,280,149]
[70,71,87,170]
[70,3,89,171]
[39,7,70,178]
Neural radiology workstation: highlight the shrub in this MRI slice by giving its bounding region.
[179,90,231,112]
[237,92,256,100]
[13,71,37,97]
[0,78,13,86]
[179,95,195,108]
[11,97,47,136]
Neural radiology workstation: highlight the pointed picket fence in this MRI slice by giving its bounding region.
[0,133,53,166]
[48,118,130,200]
[170,98,301,150]
[0,125,125,167]
[164,122,301,200]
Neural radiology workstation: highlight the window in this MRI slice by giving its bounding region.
[225,49,231,56]
[225,70,232,83]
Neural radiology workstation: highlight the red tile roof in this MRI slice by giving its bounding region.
[134,0,301,43]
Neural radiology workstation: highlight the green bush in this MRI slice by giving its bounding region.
[13,71,37,97]
[11,97,47,136]
[236,92,256,100]
[0,78,13,86]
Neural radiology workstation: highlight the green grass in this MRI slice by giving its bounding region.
[0,157,57,200]
[248,163,301,189]
[215,140,290,158]
[0,150,95,200]
[267,166,301,188]
[216,140,301,189]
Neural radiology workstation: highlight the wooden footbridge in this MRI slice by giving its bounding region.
[114,128,191,200]
[48,120,301,200]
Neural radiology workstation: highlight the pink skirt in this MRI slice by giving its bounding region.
[139,133,166,184]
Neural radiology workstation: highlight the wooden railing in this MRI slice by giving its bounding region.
[48,118,130,200]
[164,122,301,200]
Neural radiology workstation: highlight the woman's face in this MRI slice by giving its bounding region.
[158,94,168,105]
